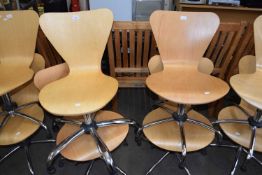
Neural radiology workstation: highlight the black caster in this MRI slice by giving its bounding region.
[47,166,56,174]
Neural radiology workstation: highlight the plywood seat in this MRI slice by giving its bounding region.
[230,70,262,110]
[0,105,44,146]
[146,67,229,105]
[39,72,118,116]
[143,108,214,152]
[56,110,128,161]
[0,65,33,96]
[218,106,262,152]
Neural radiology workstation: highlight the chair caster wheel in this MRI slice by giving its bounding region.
[178,162,186,170]
[123,139,128,146]
[135,137,142,146]
[47,166,56,174]
[52,122,60,133]
[58,158,65,168]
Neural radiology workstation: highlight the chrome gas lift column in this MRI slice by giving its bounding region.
[47,113,137,175]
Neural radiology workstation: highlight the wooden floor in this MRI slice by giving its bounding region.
[0,88,262,175]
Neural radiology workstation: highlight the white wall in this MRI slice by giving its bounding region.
[89,0,132,21]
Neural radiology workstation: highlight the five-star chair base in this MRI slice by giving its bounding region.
[47,112,137,175]
[136,103,222,175]
[0,93,55,175]
[212,106,262,175]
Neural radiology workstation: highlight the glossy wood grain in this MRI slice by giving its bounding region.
[0,10,39,96]
[147,11,229,105]
[57,111,128,161]
[0,54,45,146]
[148,55,214,75]
[39,9,117,116]
[143,108,214,152]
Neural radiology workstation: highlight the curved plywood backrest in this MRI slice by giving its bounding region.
[39,9,113,72]
[254,15,262,70]
[0,10,39,67]
[150,11,219,69]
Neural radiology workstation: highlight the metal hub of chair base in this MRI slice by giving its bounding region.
[136,103,222,175]
[0,94,55,175]
[47,113,136,175]
[212,106,262,175]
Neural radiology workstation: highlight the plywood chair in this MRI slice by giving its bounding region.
[0,52,55,175]
[38,9,136,175]
[0,11,54,174]
[139,11,229,174]
[213,15,262,175]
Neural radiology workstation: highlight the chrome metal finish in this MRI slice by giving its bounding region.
[55,118,82,126]
[157,103,175,114]
[146,152,170,175]
[90,128,116,173]
[14,112,48,132]
[187,118,223,141]
[178,104,185,115]
[24,145,35,175]
[241,126,257,170]
[85,160,95,175]
[142,117,174,129]
[212,119,249,125]
[47,128,85,168]
[30,139,56,144]
[230,147,242,175]
[255,109,262,122]
[175,153,191,175]
[0,145,21,163]
[15,101,38,111]
[97,118,136,128]
[0,114,11,128]
[178,121,187,168]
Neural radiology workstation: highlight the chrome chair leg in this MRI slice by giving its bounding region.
[54,118,82,126]
[145,152,170,175]
[0,145,21,163]
[90,127,125,175]
[97,118,136,128]
[85,160,95,175]
[15,101,39,112]
[230,146,243,175]
[178,121,187,169]
[24,144,35,175]
[30,139,56,144]
[0,111,7,117]
[212,119,249,125]
[240,126,257,171]
[136,117,174,138]
[14,112,48,132]
[187,118,223,142]
[175,153,191,175]
[0,114,11,129]
[47,128,85,169]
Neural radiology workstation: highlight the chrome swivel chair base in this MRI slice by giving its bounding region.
[0,94,51,137]
[212,106,262,175]
[0,93,55,175]
[47,113,137,175]
[136,103,222,175]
